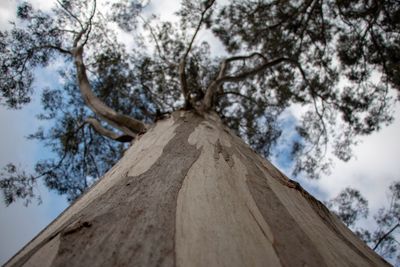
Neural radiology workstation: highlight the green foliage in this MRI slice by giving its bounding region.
[0,0,398,206]
[0,164,40,206]
[0,3,61,108]
[213,0,398,178]
[326,188,369,227]
[327,181,400,263]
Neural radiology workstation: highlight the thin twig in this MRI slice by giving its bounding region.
[81,0,97,47]
[373,223,400,251]
[221,91,258,105]
[203,55,290,110]
[179,0,216,107]
[56,0,84,30]
[182,0,216,61]
[139,15,177,67]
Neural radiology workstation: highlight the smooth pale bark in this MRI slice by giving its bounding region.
[73,46,146,136]
[5,111,389,267]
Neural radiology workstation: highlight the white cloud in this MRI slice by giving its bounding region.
[143,0,179,22]
[0,0,17,30]
[0,0,399,264]
[308,105,400,213]
[29,0,56,12]
[0,0,56,31]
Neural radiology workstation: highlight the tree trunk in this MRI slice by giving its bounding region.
[5,111,389,267]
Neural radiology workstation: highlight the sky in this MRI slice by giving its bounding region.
[0,0,400,265]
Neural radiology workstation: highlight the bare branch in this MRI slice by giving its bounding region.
[221,52,267,66]
[139,15,177,67]
[373,223,400,251]
[140,81,172,112]
[72,46,146,136]
[288,60,329,151]
[57,28,81,34]
[215,52,267,85]
[178,62,191,108]
[73,29,86,48]
[201,53,315,111]
[65,1,138,135]
[182,0,216,61]
[81,0,97,48]
[179,0,216,108]
[85,117,134,142]
[38,45,71,55]
[202,55,288,111]
[56,0,84,30]
[221,91,258,105]
[219,57,288,83]
[69,0,97,48]
[23,121,86,186]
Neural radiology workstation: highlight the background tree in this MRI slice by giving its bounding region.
[327,181,400,264]
[0,0,399,265]
[326,187,369,227]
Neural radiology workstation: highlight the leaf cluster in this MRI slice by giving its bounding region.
[327,181,400,263]
[0,0,398,204]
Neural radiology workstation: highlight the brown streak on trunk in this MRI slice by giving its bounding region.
[8,112,202,267]
[6,111,389,267]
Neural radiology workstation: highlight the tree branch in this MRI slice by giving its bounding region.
[25,121,86,185]
[373,223,400,251]
[73,29,86,48]
[202,55,288,111]
[85,117,134,142]
[38,45,71,55]
[182,0,216,61]
[72,46,146,136]
[178,61,191,108]
[220,91,258,105]
[66,1,145,136]
[139,15,177,67]
[56,0,84,30]
[179,0,216,108]
[81,0,97,48]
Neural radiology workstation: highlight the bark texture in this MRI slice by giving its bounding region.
[5,111,389,267]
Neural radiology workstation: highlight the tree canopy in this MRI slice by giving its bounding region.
[0,0,398,226]
[327,181,400,262]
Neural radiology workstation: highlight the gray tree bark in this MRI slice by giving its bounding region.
[5,111,389,267]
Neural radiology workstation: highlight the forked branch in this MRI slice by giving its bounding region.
[202,55,294,111]
[56,0,84,30]
[139,15,177,67]
[373,223,400,251]
[72,46,146,136]
[179,0,216,108]
[64,0,146,138]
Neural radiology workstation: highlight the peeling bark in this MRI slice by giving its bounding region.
[5,111,389,267]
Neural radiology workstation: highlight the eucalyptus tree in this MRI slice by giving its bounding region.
[0,0,398,266]
[327,181,400,263]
